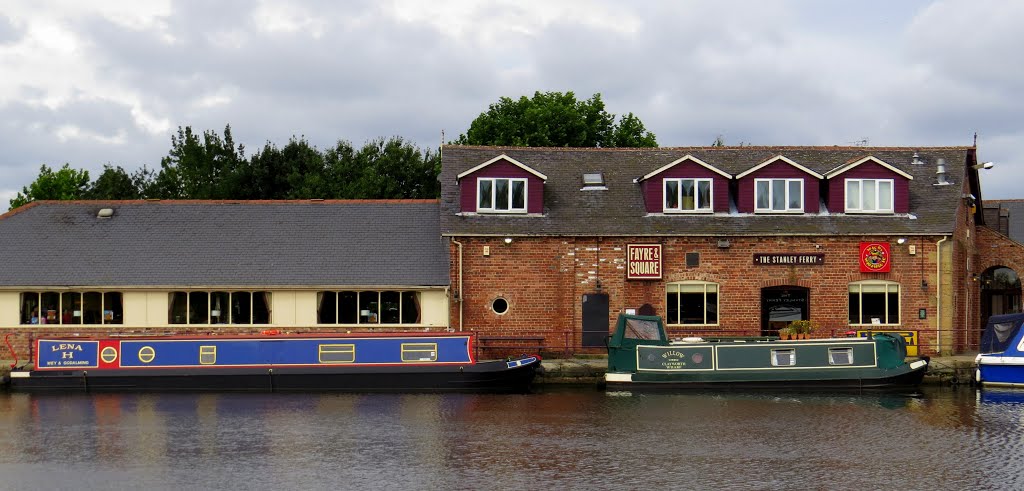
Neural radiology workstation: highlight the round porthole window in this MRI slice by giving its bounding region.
[492,298,509,315]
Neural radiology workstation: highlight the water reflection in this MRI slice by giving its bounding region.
[0,387,1022,490]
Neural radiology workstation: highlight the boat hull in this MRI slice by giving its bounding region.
[976,359,1024,387]
[606,362,927,391]
[6,358,541,393]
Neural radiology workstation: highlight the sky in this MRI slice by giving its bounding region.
[1,0,1021,206]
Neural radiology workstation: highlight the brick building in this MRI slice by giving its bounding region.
[440,145,1003,355]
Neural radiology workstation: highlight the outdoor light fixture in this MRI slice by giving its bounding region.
[897,238,906,245]
[972,162,995,170]
[503,237,513,245]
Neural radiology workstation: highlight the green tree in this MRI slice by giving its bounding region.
[86,165,142,200]
[456,91,657,147]
[351,137,440,199]
[156,125,245,199]
[9,163,91,210]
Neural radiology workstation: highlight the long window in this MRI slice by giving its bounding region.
[845,179,894,213]
[169,291,271,325]
[20,291,123,325]
[317,291,422,325]
[848,281,900,325]
[477,177,527,213]
[755,178,803,213]
[664,178,713,213]
[666,282,719,325]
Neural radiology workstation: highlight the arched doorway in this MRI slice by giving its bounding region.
[980,266,1022,330]
[761,286,809,336]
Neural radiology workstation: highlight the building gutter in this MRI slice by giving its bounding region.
[452,238,464,331]
[936,235,948,353]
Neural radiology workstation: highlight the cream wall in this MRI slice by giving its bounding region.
[1,289,450,329]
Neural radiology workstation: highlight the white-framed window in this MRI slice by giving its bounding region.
[845,179,894,213]
[664,178,713,213]
[666,281,719,325]
[477,177,527,213]
[771,349,796,366]
[755,178,803,213]
[848,280,900,325]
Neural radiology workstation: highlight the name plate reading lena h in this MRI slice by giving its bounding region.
[753,253,824,266]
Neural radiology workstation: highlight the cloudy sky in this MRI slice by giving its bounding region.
[1,0,1021,206]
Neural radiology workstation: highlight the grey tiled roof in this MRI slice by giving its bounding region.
[984,200,1024,244]
[0,200,449,288]
[440,145,975,237]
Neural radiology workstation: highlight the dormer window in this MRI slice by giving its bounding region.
[845,179,894,213]
[477,177,527,213]
[755,178,803,213]
[664,178,712,213]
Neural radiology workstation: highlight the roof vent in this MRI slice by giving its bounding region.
[934,158,951,186]
[97,208,114,219]
[910,152,924,165]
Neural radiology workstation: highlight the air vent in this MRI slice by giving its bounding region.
[97,208,114,219]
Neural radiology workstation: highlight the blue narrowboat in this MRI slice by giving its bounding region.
[975,312,1024,387]
[4,331,541,392]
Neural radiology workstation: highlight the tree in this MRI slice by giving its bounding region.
[86,165,142,200]
[350,137,440,199]
[9,164,91,210]
[456,91,657,147]
[156,125,245,199]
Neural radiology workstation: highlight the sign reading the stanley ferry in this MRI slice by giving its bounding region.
[627,244,662,280]
[860,242,891,273]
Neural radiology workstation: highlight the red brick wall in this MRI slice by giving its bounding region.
[449,234,949,355]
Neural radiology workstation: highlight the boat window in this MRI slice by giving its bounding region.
[319,344,356,363]
[848,281,900,325]
[828,348,854,365]
[199,345,217,365]
[19,291,124,325]
[624,318,662,340]
[401,343,438,362]
[981,318,1024,354]
[771,349,796,366]
[666,281,719,326]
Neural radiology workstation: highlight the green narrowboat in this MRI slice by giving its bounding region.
[605,314,927,390]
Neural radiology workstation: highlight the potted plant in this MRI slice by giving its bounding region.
[786,320,818,340]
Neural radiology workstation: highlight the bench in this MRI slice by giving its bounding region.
[476,335,546,356]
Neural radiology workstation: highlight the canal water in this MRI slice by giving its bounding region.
[0,386,1020,490]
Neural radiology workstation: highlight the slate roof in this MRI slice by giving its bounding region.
[0,200,450,288]
[984,200,1024,244]
[440,145,976,237]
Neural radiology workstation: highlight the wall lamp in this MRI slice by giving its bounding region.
[972,162,995,170]
[503,237,513,245]
[896,238,906,245]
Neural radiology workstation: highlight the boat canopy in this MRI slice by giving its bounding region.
[980,313,1024,354]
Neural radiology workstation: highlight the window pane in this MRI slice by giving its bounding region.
[339,291,358,324]
[318,291,337,324]
[861,291,887,324]
[231,292,251,324]
[360,291,379,324]
[756,181,769,209]
[401,292,421,324]
[788,180,801,209]
[878,180,892,211]
[511,180,526,210]
[666,291,679,324]
[41,292,59,325]
[849,291,860,324]
[189,291,208,324]
[863,180,876,211]
[706,291,718,324]
[169,292,187,324]
[680,292,705,324]
[887,290,900,324]
[772,180,786,210]
[697,180,711,210]
[478,180,492,209]
[21,292,39,325]
[495,179,509,210]
[381,291,401,324]
[252,292,271,324]
[104,292,123,324]
[665,180,679,209]
[211,291,229,324]
[847,180,860,209]
[681,180,695,210]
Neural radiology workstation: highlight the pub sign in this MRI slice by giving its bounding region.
[627,244,662,280]
[859,242,891,273]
